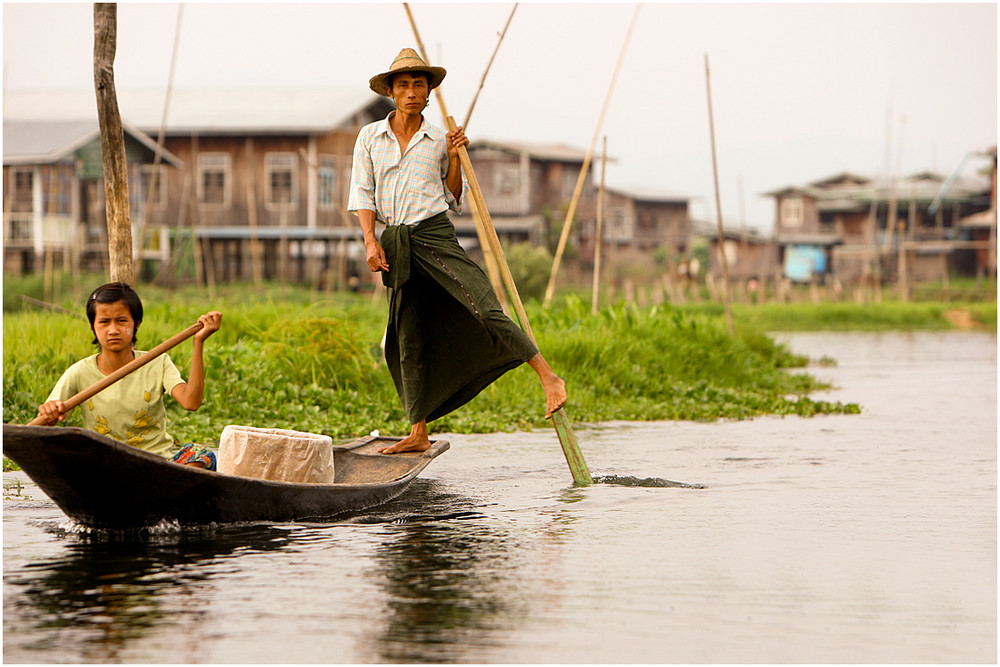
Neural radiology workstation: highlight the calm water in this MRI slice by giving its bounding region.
[3,332,996,663]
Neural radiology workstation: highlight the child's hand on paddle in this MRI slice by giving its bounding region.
[36,400,66,426]
[194,311,222,342]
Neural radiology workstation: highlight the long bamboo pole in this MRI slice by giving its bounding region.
[447,116,592,485]
[703,53,734,334]
[246,138,264,284]
[27,322,204,426]
[403,2,509,313]
[134,3,183,279]
[189,133,205,288]
[543,4,640,306]
[591,136,607,315]
[463,3,517,130]
[154,170,190,288]
[43,168,56,305]
[297,146,369,291]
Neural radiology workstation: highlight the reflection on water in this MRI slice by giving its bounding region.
[5,524,292,663]
[373,519,525,663]
[4,332,996,663]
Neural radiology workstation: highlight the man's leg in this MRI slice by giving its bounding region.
[526,353,567,418]
[378,420,431,454]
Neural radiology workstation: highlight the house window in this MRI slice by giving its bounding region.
[12,168,33,210]
[132,165,168,212]
[781,197,803,227]
[6,168,34,241]
[198,153,231,207]
[318,156,337,209]
[265,153,297,207]
[495,165,520,196]
[607,209,628,242]
[638,210,654,231]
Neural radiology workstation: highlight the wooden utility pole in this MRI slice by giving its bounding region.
[93,3,133,285]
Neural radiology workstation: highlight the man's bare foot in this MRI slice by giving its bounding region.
[378,421,431,454]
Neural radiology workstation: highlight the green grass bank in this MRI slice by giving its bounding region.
[1,276,889,457]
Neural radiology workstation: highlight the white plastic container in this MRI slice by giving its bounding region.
[218,425,335,483]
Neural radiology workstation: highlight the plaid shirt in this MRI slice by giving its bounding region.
[348,112,463,226]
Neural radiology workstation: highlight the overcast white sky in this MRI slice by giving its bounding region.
[3,2,997,230]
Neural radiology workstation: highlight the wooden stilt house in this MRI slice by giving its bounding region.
[3,88,393,286]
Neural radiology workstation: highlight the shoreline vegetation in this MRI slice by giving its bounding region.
[3,275,995,469]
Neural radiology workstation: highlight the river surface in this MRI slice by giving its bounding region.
[3,332,996,663]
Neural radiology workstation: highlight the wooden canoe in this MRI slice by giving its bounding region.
[2,424,449,529]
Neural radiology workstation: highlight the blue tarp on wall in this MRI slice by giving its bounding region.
[784,245,827,282]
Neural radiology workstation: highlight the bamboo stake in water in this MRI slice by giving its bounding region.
[544,4,640,307]
[27,322,204,426]
[592,136,607,315]
[134,3,183,278]
[703,53,734,334]
[447,115,592,486]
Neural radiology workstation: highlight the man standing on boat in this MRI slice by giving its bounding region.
[348,47,567,454]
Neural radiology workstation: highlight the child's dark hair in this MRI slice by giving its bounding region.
[86,282,143,346]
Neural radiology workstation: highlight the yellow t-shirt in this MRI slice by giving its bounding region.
[46,352,185,457]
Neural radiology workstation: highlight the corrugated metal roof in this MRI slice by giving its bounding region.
[470,139,600,163]
[767,171,989,204]
[3,88,388,134]
[3,120,98,162]
[3,119,184,167]
[605,185,689,203]
[809,171,873,189]
[761,184,828,198]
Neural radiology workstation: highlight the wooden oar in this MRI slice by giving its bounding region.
[27,322,204,426]
[446,115,593,486]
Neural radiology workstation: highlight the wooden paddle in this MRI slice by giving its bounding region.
[27,321,205,426]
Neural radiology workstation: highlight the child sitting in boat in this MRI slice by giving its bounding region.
[34,282,222,470]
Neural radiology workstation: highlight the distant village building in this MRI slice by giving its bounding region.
[704,226,777,284]
[452,139,599,253]
[765,167,993,283]
[597,186,690,258]
[454,139,694,271]
[4,90,693,289]
[3,118,183,274]
[4,88,392,284]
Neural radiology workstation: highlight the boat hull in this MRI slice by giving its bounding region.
[3,424,448,528]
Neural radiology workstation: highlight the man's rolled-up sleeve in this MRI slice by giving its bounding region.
[441,152,469,214]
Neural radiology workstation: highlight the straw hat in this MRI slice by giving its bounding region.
[369,48,447,97]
